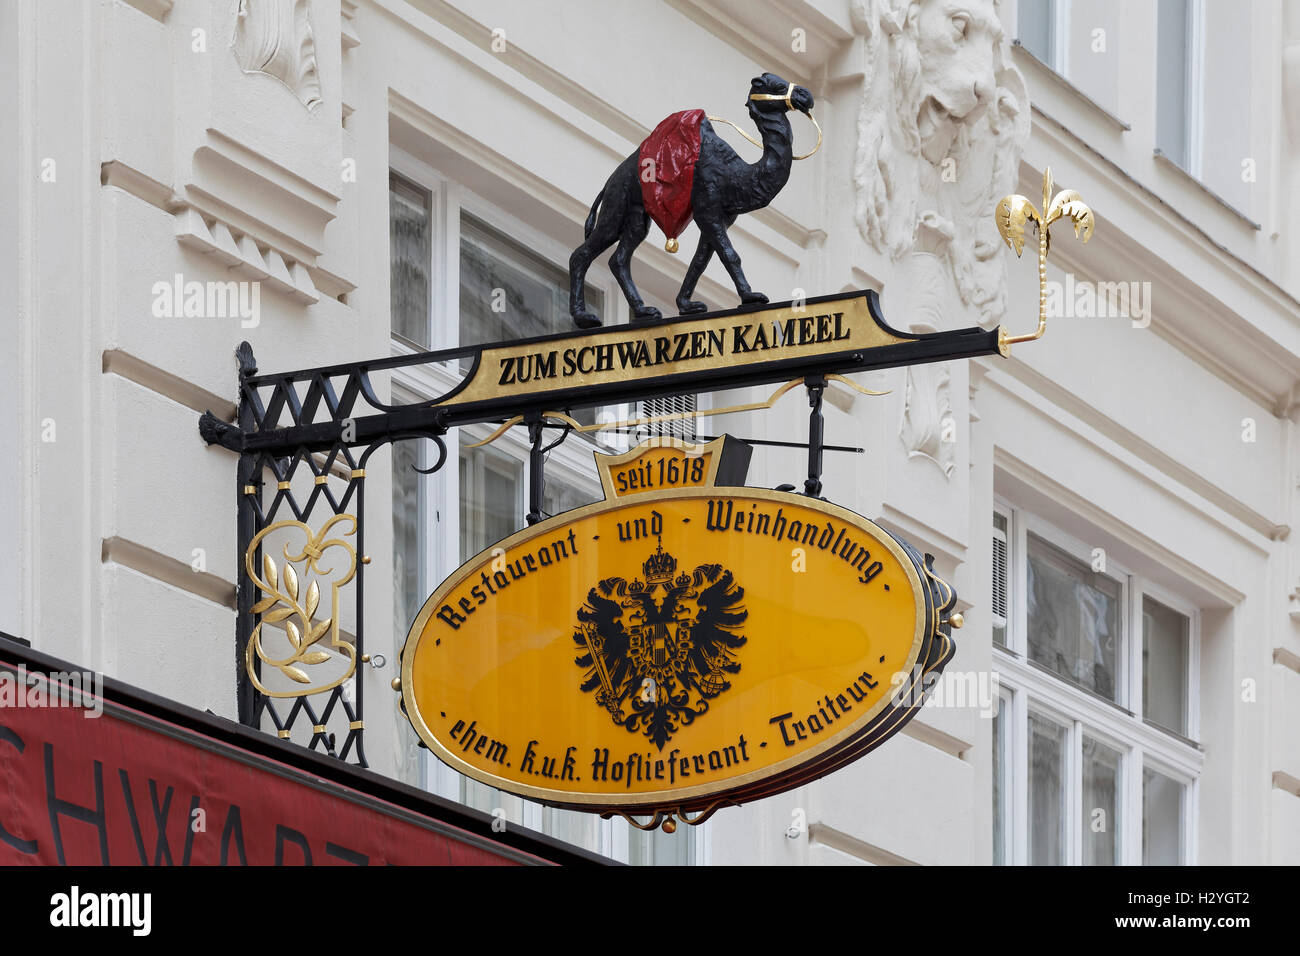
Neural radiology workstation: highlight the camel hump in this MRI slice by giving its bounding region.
[638,109,706,241]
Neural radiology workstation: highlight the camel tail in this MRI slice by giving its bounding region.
[583,187,605,239]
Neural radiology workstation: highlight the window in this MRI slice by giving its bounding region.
[387,151,703,864]
[1026,532,1120,701]
[1156,0,1203,175]
[389,172,433,349]
[1015,1,1123,122]
[991,502,1201,865]
[992,689,1011,865]
[1017,0,1064,72]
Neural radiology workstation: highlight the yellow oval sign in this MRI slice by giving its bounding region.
[398,455,957,817]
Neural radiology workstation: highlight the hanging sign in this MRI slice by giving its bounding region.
[396,437,960,822]
[432,290,994,417]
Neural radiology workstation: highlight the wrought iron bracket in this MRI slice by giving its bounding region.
[198,290,1005,765]
[804,374,826,498]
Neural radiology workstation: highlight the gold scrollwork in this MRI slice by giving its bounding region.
[244,515,359,698]
[603,800,734,832]
[465,375,889,452]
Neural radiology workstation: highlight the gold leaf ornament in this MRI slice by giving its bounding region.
[242,515,360,698]
[995,194,1039,257]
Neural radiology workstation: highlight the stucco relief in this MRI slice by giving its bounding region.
[851,0,1028,322]
[851,0,1027,477]
[233,0,323,110]
[894,241,957,478]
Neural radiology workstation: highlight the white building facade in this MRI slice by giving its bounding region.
[4,0,1299,865]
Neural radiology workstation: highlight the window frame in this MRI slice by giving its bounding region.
[992,498,1202,865]
[386,149,708,865]
[1015,0,1070,74]
[1155,0,1206,178]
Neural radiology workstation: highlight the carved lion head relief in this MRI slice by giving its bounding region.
[851,0,1028,324]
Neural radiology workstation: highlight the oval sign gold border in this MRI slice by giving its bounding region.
[398,487,932,811]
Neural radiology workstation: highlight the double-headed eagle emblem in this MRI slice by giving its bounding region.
[572,539,748,750]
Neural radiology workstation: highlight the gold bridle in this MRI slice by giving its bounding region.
[708,82,823,161]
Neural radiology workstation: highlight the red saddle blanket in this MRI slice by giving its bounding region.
[638,109,704,241]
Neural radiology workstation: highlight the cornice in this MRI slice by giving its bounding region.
[389,0,824,250]
[1026,110,1300,415]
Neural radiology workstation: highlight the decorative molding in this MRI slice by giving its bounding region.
[985,363,1288,548]
[877,504,969,568]
[187,128,340,259]
[232,0,323,110]
[102,349,238,422]
[102,157,353,303]
[1152,148,1261,231]
[102,537,237,610]
[1026,107,1300,415]
[174,208,320,304]
[992,444,1257,609]
[341,0,361,50]
[892,250,959,478]
[899,716,970,758]
[100,159,176,210]
[1010,40,1130,132]
[665,0,829,86]
[851,0,1029,327]
[120,0,174,22]
[1273,771,1300,799]
[901,363,956,478]
[807,823,920,865]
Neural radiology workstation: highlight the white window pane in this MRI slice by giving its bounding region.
[1082,735,1122,866]
[543,806,606,854]
[459,211,602,342]
[389,173,432,348]
[992,511,1008,648]
[459,437,523,560]
[543,478,599,520]
[391,438,423,636]
[1027,534,1121,701]
[1028,712,1068,865]
[993,693,1011,865]
[627,823,695,865]
[1156,0,1191,168]
[1018,0,1057,68]
[1143,596,1189,736]
[458,212,602,426]
[1143,767,1185,865]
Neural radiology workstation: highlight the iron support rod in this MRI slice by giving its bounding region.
[804,374,826,498]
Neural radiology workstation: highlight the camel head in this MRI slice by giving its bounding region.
[747,72,815,117]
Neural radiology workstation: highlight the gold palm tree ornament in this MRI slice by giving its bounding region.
[995,166,1095,355]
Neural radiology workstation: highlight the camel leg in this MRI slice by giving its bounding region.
[675,236,713,314]
[610,213,661,324]
[569,219,619,329]
[695,216,766,306]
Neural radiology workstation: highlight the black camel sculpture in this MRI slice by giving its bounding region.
[568,72,816,329]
